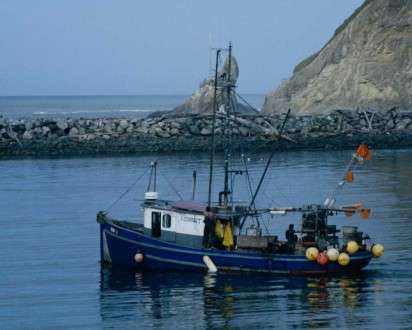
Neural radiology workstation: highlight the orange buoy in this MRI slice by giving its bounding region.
[317,252,329,266]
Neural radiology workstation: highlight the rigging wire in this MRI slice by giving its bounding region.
[234,91,259,113]
[241,154,255,202]
[260,213,271,236]
[160,171,184,200]
[230,91,263,229]
[240,109,291,230]
[261,170,293,206]
[104,167,150,213]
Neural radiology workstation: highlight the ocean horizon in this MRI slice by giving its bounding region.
[0,94,265,119]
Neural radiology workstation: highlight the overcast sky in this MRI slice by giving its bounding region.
[0,0,363,96]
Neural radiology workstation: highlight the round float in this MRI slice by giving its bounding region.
[346,241,359,254]
[326,248,339,262]
[338,252,350,266]
[371,244,384,257]
[317,252,329,266]
[134,253,144,263]
[305,247,319,261]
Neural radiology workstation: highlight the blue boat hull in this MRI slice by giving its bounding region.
[99,221,372,275]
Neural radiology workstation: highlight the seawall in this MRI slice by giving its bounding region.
[1,109,412,158]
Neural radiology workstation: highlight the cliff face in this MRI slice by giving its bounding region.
[263,0,412,114]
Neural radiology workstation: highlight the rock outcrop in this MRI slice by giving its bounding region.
[172,54,254,115]
[263,0,412,114]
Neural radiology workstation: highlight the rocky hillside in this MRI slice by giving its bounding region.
[263,0,412,114]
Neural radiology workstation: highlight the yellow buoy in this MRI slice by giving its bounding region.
[305,247,319,261]
[346,241,359,254]
[371,243,384,258]
[338,252,350,266]
[326,248,339,262]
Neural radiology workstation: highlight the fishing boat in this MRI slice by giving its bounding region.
[97,44,384,275]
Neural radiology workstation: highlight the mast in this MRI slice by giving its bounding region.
[207,42,235,209]
[207,49,221,208]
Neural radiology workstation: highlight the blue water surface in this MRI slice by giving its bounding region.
[0,94,264,119]
[0,149,411,329]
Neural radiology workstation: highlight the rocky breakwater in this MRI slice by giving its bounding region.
[2,108,412,157]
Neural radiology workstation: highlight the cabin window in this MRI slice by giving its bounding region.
[151,212,161,237]
[162,214,172,228]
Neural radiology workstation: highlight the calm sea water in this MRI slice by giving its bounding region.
[0,94,264,119]
[1,149,412,329]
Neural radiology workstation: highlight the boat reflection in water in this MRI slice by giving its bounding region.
[99,266,383,329]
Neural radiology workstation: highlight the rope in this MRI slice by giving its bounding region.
[104,167,150,213]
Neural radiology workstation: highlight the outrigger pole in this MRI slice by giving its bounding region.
[207,48,221,207]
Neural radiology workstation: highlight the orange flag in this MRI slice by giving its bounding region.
[344,210,354,217]
[345,169,354,183]
[356,144,372,160]
[360,209,370,219]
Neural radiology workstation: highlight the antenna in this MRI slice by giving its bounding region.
[207,48,221,207]
[146,161,158,192]
[192,170,197,200]
[145,161,159,201]
[209,33,213,76]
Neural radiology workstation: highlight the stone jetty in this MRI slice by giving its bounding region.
[1,108,412,157]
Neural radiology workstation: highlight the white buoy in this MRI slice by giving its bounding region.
[203,255,218,273]
[134,253,144,263]
[326,248,339,262]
